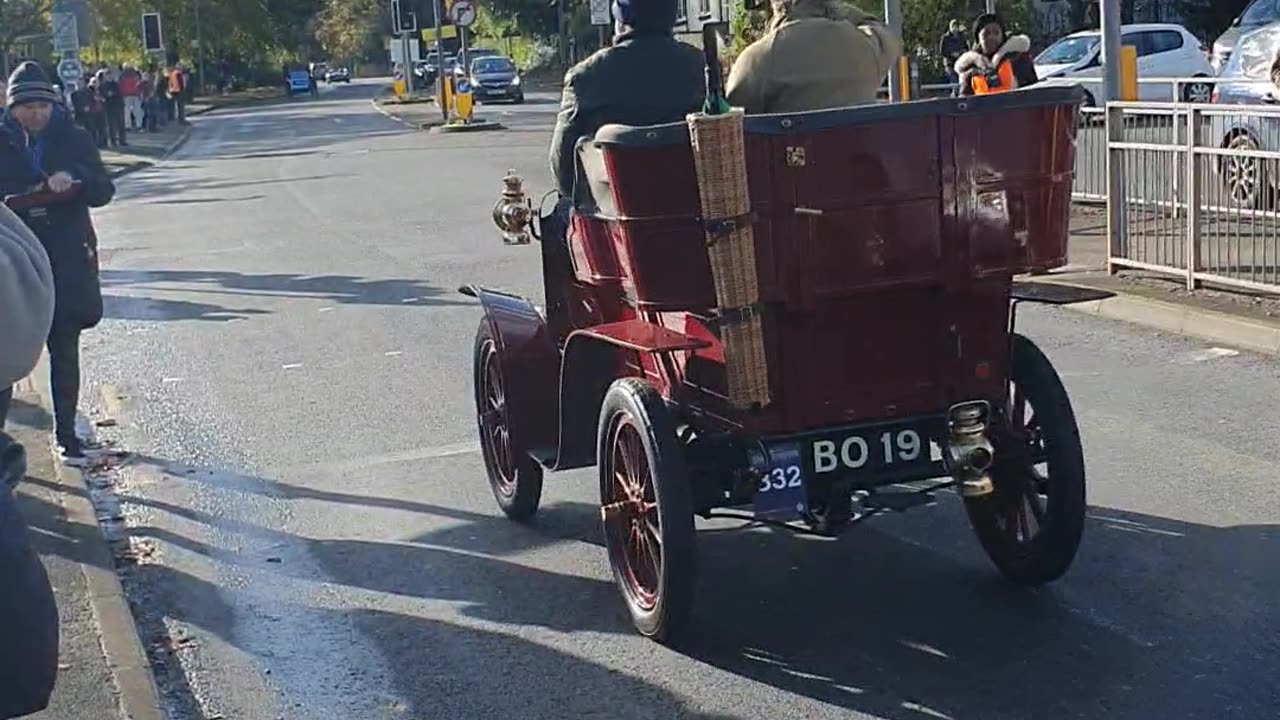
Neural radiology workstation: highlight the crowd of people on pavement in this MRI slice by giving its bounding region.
[67,63,191,149]
[1,58,114,719]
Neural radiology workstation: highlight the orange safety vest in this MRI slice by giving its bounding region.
[970,59,1015,95]
[168,70,182,94]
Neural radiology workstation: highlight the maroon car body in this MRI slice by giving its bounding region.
[466,85,1098,641]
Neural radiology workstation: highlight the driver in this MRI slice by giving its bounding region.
[548,0,705,200]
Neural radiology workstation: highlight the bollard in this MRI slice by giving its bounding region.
[1119,45,1138,101]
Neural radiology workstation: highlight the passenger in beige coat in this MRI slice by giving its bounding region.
[725,0,901,114]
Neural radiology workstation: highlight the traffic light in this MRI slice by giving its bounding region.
[392,0,418,32]
[142,13,162,52]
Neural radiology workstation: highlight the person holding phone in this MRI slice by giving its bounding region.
[2,61,115,464]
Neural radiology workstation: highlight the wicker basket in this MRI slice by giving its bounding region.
[687,108,771,409]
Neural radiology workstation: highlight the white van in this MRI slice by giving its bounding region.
[1033,23,1215,104]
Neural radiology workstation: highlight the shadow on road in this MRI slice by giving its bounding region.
[99,268,472,318]
[102,293,272,323]
[60,443,1280,720]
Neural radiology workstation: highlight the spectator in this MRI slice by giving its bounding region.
[954,12,1038,96]
[120,63,143,131]
[96,68,127,148]
[140,70,157,133]
[167,65,188,125]
[0,122,54,429]
[83,74,107,148]
[939,19,967,85]
[1,61,115,464]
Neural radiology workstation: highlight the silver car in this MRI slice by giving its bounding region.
[1212,0,1280,73]
[1209,23,1280,208]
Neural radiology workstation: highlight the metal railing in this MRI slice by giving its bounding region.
[1105,100,1280,294]
[1072,78,1233,203]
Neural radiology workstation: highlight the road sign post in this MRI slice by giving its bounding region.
[591,0,610,48]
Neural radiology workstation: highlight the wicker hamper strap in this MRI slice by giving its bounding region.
[702,211,757,245]
[709,301,767,327]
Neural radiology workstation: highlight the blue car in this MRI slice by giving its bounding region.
[288,70,313,95]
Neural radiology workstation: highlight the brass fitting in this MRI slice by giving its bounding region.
[492,169,533,245]
[947,401,995,498]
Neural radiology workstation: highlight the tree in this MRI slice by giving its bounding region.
[315,0,383,63]
[1,0,53,77]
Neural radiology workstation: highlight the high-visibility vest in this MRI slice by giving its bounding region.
[168,71,182,94]
[970,59,1016,95]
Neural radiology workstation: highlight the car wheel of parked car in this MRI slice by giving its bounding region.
[1223,132,1273,210]
[1183,80,1213,104]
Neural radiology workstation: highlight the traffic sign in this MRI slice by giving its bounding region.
[590,0,611,26]
[58,59,82,82]
[51,12,79,53]
[450,0,475,27]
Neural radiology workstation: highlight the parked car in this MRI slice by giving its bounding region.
[1033,23,1215,104]
[287,69,313,95]
[469,55,523,103]
[1211,0,1280,74]
[326,67,351,83]
[1206,23,1280,208]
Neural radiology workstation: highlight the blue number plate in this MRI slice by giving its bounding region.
[752,443,808,522]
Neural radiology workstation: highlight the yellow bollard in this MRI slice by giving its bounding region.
[438,74,453,116]
[455,81,474,123]
[897,56,911,101]
[1119,45,1138,101]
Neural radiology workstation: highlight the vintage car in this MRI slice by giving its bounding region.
[467,84,1103,642]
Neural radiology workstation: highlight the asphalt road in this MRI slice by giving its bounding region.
[79,77,1280,720]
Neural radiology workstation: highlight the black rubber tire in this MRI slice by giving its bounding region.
[597,378,696,643]
[474,318,544,521]
[965,333,1086,585]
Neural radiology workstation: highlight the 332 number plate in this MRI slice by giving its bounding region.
[752,444,808,521]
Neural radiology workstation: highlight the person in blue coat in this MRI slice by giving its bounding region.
[1,61,115,464]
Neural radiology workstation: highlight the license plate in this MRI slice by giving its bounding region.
[752,444,808,521]
[804,417,947,482]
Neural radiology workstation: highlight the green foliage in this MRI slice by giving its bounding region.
[1,0,52,66]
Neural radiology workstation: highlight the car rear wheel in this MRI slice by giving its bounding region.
[1223,132,1274,210]
[1182,80,1213,104]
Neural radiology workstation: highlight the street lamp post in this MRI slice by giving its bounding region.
[194,0,206,94]
[884,0,902,102]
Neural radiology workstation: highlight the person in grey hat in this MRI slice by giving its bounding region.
[1,60,115,465]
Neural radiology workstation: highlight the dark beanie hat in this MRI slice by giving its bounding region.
[613,0,678,32]
[6,61,60,108]
[972,12,1005,42]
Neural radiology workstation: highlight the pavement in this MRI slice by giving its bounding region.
[100,87,288,178]
[6,367,160,720]
[1053,205,1280,355]
[20,76,1280,720]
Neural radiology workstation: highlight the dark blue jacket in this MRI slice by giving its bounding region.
[1,105,114,329]
[0,433,58,719]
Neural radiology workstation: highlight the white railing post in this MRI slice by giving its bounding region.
[1106,101,1128,273]
[1185,104,1201,291]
